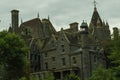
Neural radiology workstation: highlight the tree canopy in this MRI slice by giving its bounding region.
[0,31,29,80]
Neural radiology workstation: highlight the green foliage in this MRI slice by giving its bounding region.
[64,72,80,80]
[19,77,27,80]
[109,37,120,67]
[0,31,29,80]
[44,72,55,80]
[89,65,116,80]
[107,37,120,79]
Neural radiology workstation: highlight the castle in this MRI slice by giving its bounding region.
[9,3,111,80]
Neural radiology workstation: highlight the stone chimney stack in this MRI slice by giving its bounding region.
[69,22,78,32]
[11,9,19,33]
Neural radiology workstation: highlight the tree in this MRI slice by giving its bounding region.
[108,29,120,79]
[64,72,80,80]
[0,31,29,80]
[89,65,116,80]
[44,72,55,80]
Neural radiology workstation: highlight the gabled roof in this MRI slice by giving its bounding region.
[19,18,44,39]
[20,18,42,28]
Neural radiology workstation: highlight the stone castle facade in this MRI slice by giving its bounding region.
[9,5,111,80]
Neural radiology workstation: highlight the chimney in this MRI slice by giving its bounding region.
[11,9,19,33]
[69,22,78,32]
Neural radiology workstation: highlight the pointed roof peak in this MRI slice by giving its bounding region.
[90,1,102,27]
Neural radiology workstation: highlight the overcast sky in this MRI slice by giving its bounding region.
[0,0,120,32]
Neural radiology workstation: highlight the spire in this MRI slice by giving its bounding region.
[37,12,39,18]
[90,0,102,27]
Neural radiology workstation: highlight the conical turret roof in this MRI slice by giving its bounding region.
[90,7,102,26]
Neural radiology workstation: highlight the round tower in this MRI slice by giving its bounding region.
[80,21,90,80]
[80,21,89,48]
[11,9,19,33]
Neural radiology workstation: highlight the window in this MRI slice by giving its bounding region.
[52,57,55,61]
[61,38,64,41]
[94,55,97,63]
[62,58,66,66]
[72,57,77,64]
[38,55,40,61]
[61,45,65,52]
[35,54,37,60]
[30,54,33,60]
[45,53,48,57]
[45,62,48,69]
[51,41,55,47]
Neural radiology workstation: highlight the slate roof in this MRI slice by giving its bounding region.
[90,7,102,26]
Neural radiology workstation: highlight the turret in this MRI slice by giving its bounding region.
[11,9,19,33]
[80,21,88,34]
[89,1,102,27]
[80,21,90,80]
[80,21,89,49]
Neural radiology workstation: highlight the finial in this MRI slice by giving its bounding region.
[93,0,97,11]
[48,15,50,20]
[37,12,39,18]
[21,18,23,23]
[94,0,97,8]
[102,20,105,26]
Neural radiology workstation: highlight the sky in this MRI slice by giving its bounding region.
[0,0,120,32]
